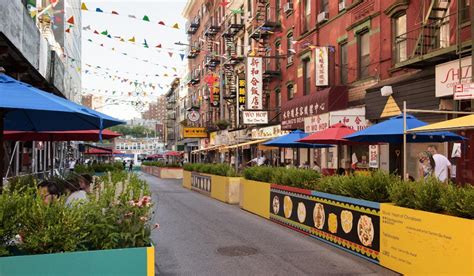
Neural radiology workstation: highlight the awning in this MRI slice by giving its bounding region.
[191,144,225,154]
[222,138,271,150]
[409,114,474,132]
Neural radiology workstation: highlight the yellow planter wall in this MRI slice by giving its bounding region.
[379,204,474,275]
[240,179,270,219]
[210,175,240,204]
[160,168,183,179]
[182,171,191,189]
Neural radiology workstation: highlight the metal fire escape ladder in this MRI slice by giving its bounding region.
[410,0,451,58]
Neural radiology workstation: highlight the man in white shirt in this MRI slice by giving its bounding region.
[428,145,451,182]
[248,154,266,166]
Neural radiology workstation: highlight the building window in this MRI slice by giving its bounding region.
[320,0,329,13]
[287,84,294,100]
[276,89,281,109]
[287,32,294,64]
[275,0,281,22]
[460,0,470,22]
[240,5,245,24]
[247,0,252,14]
[265,92,270,110]
[275,41,281,70]
[303,58,311,96]
[340,42,348,84]
[358,30,370,79]
[303,0,311,32]
[394,13,407,63]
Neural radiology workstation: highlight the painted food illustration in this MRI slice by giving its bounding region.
[328,213,338,234]
[341,210,353,234]
[272,196,280,215]
[313,203,325,229]
[297,202,306,223]
[283,196,293,218]
[357,215,375,247]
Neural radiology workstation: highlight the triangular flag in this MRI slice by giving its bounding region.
[180,53,185,61]
[52,25,58,30]
[120,38,125,42]
[143,15,150,21]
[112,11,119,15]
[128,36,135,43]
[143,39,149,48]
[96,8,103,12]
[50,0,59,7]
[100,44,104,47]
[107,34,112,38]
[168,52,173,57]
[231,9,243,14]
[65,28,71,33]
[66,16,74,24]
[172,23,179,29]
[128,14,136,18]
[158,21,165,25]
[101,30,108,35]
[81,3,88,10]
[220,1,230,7]
[155,44,162,48]
[93,30,99,34]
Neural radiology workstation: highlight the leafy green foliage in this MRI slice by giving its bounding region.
[183,163,238,177]
[75,162,124,174]
[142,161,181,168]
[109,125,156,138]
[0,172,153,256]
[243,167,321,189]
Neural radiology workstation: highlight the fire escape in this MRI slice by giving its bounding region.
[222,13,245,129]
[249,0,281,122]
[203,16,221,129]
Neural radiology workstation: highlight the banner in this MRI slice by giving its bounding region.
[242,111,268,124]
[238,78,246,106]
[210,80,220,108]
[435,56,471,98]
[246,57,263,110]
[369,145,379,168]
[315,47,328,86]
[183,127,207,138]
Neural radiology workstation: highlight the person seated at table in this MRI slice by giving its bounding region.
[66,174,92,206]
[38,180,59,204]
[299,161,310,169]
[312,161,321,173]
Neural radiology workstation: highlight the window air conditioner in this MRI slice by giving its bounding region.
[283,2,293,14]
[317,11,328,23]
[338,1,345,12]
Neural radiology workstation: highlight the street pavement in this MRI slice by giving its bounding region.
[141,173,398,276]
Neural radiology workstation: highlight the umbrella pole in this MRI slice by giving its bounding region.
[403,101,407,181]
[0,110,5,188]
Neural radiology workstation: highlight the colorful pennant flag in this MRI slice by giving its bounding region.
[172,23,179,29]
[155,44,162,48]
[158,21,165,25]
[179,53,185,61]
[112,11,119,15]
[65,28,71,33]
[143,39,149,48]
[168,52,173,58]
[230,9,243,14]
[143,15,150,21]
[101,30,108,35]
[96,8,103,12]
[219,1,230,7]
[128,36,136,42]
[67,16,75,25]
[81,3,88,10]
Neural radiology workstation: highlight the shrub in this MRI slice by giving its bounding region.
[142,161,181,168]
[242,167,321,189]
[440,184,474,219]
[0,171,153,257]
[184,163,238,177]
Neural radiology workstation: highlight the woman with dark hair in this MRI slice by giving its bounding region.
[38,181,59,204]
[65,174,92,206]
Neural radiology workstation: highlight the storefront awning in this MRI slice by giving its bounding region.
[408,114,474,132]
[222,138,270,150]
[191,144,225,154]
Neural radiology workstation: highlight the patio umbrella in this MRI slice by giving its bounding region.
[263,130,331,148]
[84,148,123,155]
[408,114,474,132]
[0,73,124,185]
[165,151,183,157]
[3,129,121,141]
[298,123,357,145]
[344,114,464,143]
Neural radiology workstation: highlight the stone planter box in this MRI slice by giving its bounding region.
[0,246,155,276]
[141,165,183,179]
[182,171,240,204]
[241,179,473,275]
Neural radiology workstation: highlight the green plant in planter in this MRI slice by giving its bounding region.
[441,184,474,219]
[214,120,230,130]
[184,163,238,177]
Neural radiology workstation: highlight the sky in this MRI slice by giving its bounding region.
[81,0,188,120]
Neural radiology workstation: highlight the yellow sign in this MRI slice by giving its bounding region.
[183,127,208,138]
[380,204,474,275]
[381,95,401,118]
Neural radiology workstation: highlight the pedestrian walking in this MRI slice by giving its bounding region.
[427,145,451,182]
[129,160,134,172]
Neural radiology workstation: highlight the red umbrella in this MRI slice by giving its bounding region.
[297,123,356,144]
[3,129,121,141]
[85,147,123,155]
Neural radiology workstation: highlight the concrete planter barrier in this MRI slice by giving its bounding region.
[0,246,155,276]
[183,171,240,204]
[141,166,183,179]
[242,180,473,275]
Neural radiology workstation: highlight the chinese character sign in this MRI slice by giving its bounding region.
[238,78,246,106]
[211,79,220,107]
[315,47,328,86]
[242,111,268,124]
[369,145,379,168]
[246,57,263,110]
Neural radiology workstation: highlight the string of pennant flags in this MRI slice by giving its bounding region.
[84,63,180,78]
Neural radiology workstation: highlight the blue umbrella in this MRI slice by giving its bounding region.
[344,114,465,143]
[264,130,332,148]
[0,74,124,131]
[0,73,124,185]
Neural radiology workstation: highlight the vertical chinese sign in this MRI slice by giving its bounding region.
[211,77,220,107]
[246,57,263,110]
[315,47,328,86]
[238,78,246,107]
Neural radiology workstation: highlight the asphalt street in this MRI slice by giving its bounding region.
[142,173,398,276]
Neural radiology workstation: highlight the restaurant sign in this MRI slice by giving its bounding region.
[330,107,369,131]
[246,57,263,110]
[435,56,472,98]
[251,125,289,139]
[281,86,348,130]
[242,111,268,124]
[315,47,328,86]
[183,127,208,138]
[238,77,246,106]
[210,82,220,107]
[304,113,330,133]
